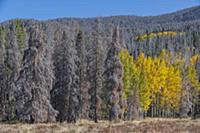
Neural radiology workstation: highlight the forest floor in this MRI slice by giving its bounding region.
[0,118,200,133]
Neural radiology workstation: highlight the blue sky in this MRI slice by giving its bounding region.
[0,0,199,22]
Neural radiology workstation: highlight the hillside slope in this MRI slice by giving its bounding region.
[0,6,200,123]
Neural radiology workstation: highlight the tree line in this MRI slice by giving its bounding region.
[0,18,200,123]
[50,23,200,123]
[120,49,200,119]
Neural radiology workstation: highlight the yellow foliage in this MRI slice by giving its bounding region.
[190,55,199,65]
[120,50,151,111]
[135,31,184,41]
[119,49,200,112]
[160,66,182,109]
[188,64,200,90]
[119,49,137,98]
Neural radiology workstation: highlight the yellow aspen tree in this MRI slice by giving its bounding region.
[136,53,152,111]
[120,49,141,119]
[120,51,152,112]
[119,49,134,98]
[161,66,182,109]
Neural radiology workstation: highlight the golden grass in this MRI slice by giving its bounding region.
[0,118,200,133]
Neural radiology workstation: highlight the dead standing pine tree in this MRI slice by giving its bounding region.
[104,26,124,122]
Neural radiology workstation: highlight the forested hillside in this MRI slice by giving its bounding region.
[0,6,200,123]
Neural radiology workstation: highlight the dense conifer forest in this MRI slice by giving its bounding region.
[0,6,200,124]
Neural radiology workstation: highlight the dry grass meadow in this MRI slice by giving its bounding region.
[0,118,200,133]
